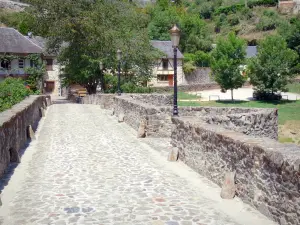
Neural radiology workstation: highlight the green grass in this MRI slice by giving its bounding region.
[287,82,300,94]
[279,137,294,143]
[178,92,199,100]
[178,100,300,125]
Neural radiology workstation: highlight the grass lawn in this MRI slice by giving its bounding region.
[178,92,200,100]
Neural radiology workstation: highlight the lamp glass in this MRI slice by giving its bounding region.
[117,49,122,61]
[169,25,180,47]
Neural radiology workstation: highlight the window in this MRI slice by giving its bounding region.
[0,60,10,70]
[46,59,53,71]
[162,59,168,70]
[18,59,25,68]
[157,75,168,81]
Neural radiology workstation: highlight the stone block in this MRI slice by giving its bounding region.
[40,107,45,117]
[46,97,51,106]
[137,119,146,138]
[118,113,124,123]
[167,148,179,162]
[28,125,36,140]
[220,171,236,199]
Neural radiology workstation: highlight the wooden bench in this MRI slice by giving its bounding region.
[75,88,88,103]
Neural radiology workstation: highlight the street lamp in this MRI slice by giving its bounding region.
[99,61,104,93]
[169,24,180,116]
[117,49,122,96]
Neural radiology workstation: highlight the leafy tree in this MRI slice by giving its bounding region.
[27,0,159,94]
[210,32,247,101]
[248,35,298,95]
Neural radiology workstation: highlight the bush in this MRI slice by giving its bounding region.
[0,78,31,112]
[183,61,197,74]
[227,14,239,26]
[121,82,153,93]
[253,90,282,101]
[256,16,276,31]
[215,4,243,15]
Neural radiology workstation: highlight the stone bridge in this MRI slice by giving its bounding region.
[0,94,299,225]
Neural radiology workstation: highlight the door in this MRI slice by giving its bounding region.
[168,74,173,86]
[45,81,55,93]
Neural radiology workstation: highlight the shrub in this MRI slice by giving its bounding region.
[0,78,31,112]
[256,16,276,31]
[240,7,253,20]
[121,82,153,93]
[215,4,244,15]
[183,61,197,74]
[194,51,211,67]
[227,14,239,26]
[253,90,282,101]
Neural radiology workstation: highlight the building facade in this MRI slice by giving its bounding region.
[0,28,62,96]
[149,41,185,87]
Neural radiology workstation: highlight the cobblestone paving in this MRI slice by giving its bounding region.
[0,104,277,225]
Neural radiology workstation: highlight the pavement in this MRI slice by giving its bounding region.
[0,103,278,225]
[189,87,300,101]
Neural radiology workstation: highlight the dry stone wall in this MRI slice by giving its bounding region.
[81,94,115,109]
[171,117,300,225]
[0,95,50,177]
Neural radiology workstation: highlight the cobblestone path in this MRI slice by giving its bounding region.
[0,104,277,225]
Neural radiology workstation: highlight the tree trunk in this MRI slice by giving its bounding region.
[231,89,234,101]
[86,83,97,94]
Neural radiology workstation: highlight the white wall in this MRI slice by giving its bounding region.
[148,58,185,87]
[43,58,61,96]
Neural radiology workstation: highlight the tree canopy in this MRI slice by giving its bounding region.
[248,35,298,94]
[210,32,247,101]
[26,0,160,93]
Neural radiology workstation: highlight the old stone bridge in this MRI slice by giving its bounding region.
[0,94,299,225]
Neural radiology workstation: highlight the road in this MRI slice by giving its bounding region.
[0,103,277,225]
[189,87,300,101]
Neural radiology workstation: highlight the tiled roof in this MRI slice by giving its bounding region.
[151,40,184,59]
[0,28,43,54]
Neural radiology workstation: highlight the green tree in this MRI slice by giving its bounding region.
[248,35,298,95]
[210,32,247,101]
[27,0,159,94]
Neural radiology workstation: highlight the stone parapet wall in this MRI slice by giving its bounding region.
[114,96,172,137]
[81,94,115,109]
[0,95,50,177]
[171,117,300,225]
[179,106,278,139]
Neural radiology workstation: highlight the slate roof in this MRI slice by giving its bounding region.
[151,41,184,59]
[25,35,55,57]
[0,28,43,54]
[246,46,257,58]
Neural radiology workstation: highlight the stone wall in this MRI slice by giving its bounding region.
[81,94,115,109]
[179,106,278,140]
[0,95,50,177]
[112,94,277,139]
[114,95,173,137]
[185,68,215,85]
[171,117,300,225]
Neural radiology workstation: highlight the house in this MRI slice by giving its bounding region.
[0,27,43,82]
[25,34,62,96]
[0,27,62,96]
[149,40,185,87]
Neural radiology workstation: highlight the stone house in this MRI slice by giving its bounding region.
[0,27,61,96]
[26,35,62,96]
[0,27,43,81]
[149,40,185,87]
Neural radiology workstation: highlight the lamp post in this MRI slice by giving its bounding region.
[169,24,180,116]
[117,49,122,96]
[99,61,104,93]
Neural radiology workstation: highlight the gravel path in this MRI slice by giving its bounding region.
[0,104,277,225]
